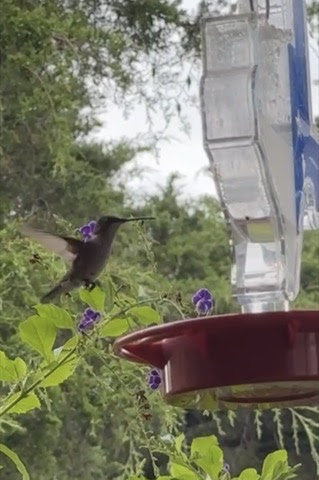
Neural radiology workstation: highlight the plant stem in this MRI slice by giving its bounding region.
[88,344,160,477]
[97,296,162,330]
[0,347,77,417]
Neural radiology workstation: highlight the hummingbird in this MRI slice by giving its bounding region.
[20,215,154,303]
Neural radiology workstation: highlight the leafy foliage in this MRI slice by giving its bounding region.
[0,0,197,224]
[129,434,300,479]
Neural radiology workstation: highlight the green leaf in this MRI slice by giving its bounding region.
[3,392,40,415]
[190,437,223,480]
[238,469,260,480]
[193,448,223,480]
[104,277,114,312]
[13,358,27,380]
[272,461,287,479]
[170,462,200,480]
[281,464,301,480]
[270,461,299,480]
[200,392,218,410]
[0,351,27,383]
[129,306,161,325]
[191,435,219,458]
[174,433,188,461]
[99,317,132,337]
[79,286,105,311]
[39,355,78,387]
[114,293,136,307]
[19,315,56,362]
[34,304,73,329]
[34,337,78,387]
[53,336,78,359]
[278,471,299,480]
[175,433,185,454]
[0,444,29,480]
[261,451,287,480]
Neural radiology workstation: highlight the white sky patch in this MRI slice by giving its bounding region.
[89,0,319,202]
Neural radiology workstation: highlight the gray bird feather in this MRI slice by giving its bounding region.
[19,215,154,303]
[20,224,81,263]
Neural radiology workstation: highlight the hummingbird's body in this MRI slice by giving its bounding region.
[20,215,154,303]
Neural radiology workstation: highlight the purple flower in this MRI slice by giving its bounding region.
[192,288,214,315]
[78,308,101,332]
[147,369,161,390]
[78,220,96,241]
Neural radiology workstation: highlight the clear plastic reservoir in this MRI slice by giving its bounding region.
[201,0,319,312]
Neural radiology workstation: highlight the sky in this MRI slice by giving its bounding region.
[90,0,319,202]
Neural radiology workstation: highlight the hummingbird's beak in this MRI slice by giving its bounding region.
[120,216,155,223]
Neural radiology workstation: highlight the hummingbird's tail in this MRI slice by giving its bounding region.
[41,280,76,303]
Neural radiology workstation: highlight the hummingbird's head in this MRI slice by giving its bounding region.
[95,215,155,234]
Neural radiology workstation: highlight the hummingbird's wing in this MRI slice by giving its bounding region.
[20,225,81,263]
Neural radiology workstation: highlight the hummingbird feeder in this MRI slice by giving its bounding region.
[114,0,319,410]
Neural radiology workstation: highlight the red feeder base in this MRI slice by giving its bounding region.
[114,310,319,409]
